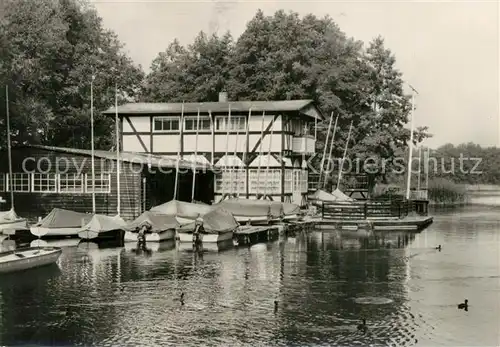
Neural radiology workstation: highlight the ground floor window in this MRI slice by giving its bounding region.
[7,173,31,192]
[32,173,57,192]
[85,173,111,193]
[59,174,84,193]
[0,174,6,192]
[249,169,281,194]
[215,169,245,194]
[284,170,292,193]
[301,170,308,192]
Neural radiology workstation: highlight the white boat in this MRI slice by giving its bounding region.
[214,198,272,224]
[30,238,80,248]
[0,246,62,273]
[0,87,28,236]
[30,208,94,238]
[308,188,355,207]
[0,209,28,234]
[177,207,238,243]
[78,214,126,240]
[149,199,212,224]
[123,211,178,242]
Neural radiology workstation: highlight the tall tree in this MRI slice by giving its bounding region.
[0,0,144,149]
[142,32,233,102]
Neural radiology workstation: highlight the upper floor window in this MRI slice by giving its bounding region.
[215,116,246,131]
[153,116,180,132]
[184,116,211,131]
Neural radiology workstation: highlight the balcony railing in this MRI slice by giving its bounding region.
[292,135,315,155]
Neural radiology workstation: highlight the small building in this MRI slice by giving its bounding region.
[102,94,324,206]
[0,145,213,222]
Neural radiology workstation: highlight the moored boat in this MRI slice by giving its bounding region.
[78,214,126,240]
[214,198,272,224]
[177,207,238,243]
[124,211,178,242]
[30,238,80,248]
[0,209,28,234]
[30,208,94,238]
[308,188,355,207]
[0,246,62,273]
[149,199,212,224]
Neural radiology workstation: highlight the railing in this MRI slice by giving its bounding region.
[321,199,427,220]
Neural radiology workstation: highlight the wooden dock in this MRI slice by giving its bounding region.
[233,219,318,246]
[315,216,433,232]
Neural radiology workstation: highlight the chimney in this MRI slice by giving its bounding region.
[218,92,228,102]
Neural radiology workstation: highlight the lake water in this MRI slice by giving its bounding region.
[1,206,499,346]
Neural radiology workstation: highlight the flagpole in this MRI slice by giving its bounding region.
[405,85,418,200]
[337,121,353,189]
[323,113,339,188]
[115,83,120,215]
[91,74,96,214]
[5,85,14,210]
[191,108,200,202]
[173,102,184,200]
[318,112,334,188]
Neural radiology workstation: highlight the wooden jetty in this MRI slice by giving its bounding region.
[315,216,433,232]
[317,199,433,232]
[233,219,318,245]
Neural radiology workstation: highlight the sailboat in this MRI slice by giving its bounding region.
[78,83,125,241]
[0,85,28,235]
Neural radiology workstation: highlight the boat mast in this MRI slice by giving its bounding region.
[336,121,353,189]
[242,109,251,198]
[318,112,334,189]
[323,113,339,188]
[417,146,421,191]
[405,85,418,200]
[5,85,14,210]
[115,84,120,215]
[256,111,265,198]
[264,121,274,198]
[90,74,96,214]
[173,102,184,200]
[223,105,232,198]
[191,108,200,202]
[232,117,241,197]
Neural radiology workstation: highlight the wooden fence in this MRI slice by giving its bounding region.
[321,199,420,220]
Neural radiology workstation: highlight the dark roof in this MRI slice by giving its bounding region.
[18,145,212,171]
[102,99,324,120]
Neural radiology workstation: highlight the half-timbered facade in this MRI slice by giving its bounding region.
[103,95,324,206]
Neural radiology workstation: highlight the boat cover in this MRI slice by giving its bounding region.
[149,200,212,220]
[178,207,238,234]
[308,189,355,203]
[278,202,300,216]
[0,209,26,223]
[332,188,355,201]
[124,211,179,233]
[80,214,127,233]
[215,198,272,218]
[35,208,93,228]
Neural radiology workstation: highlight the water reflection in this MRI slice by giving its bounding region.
[0,208,499,346]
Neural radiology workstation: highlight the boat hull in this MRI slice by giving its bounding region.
[234,216,270,224]
[177,231,234,243]
[123,230,175,242]
[78,229,123,240]
[0,219,29,234]
[30,226,81,238]
[0,247,62,273]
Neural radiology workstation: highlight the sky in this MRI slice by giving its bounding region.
[91,0,499,148]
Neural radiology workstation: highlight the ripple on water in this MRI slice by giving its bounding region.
[353,297,394,305]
